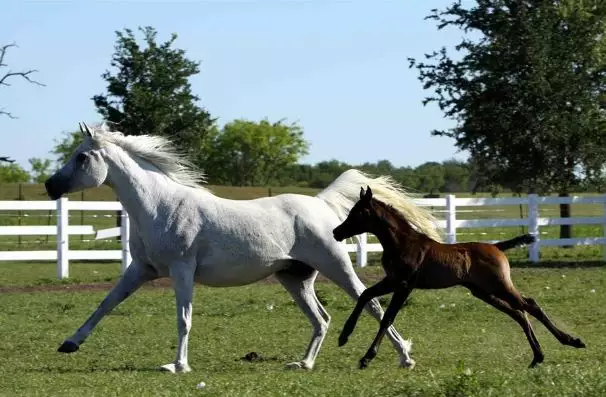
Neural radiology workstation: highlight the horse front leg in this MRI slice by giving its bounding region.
[359,285,413,369]
[160,263,195,374]
[57,261,156,353]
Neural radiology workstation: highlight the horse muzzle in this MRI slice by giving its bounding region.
[44,176,69,201]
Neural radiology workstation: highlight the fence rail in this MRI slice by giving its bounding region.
[1,194,605,278]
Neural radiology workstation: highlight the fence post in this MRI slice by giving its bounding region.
[528,194,539,263]
[56,197,69,279]
[356,233,368,268]
[120,209,131,274]
[446,194,457,244]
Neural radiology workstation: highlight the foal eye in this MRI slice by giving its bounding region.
[76,153,87,163]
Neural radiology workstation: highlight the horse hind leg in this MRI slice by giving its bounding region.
[275,261,330,370]
[521,295,585,348]
[312,249,415,369]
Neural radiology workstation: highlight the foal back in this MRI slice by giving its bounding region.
[404,240,511,291]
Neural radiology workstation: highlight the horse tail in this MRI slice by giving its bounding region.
[494,234,536,251]
[316,169,444,242]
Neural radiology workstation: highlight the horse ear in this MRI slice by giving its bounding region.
[359,186,365,200]
[364,185,373,201]
[79,122,94,138]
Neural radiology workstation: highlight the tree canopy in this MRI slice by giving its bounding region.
[205,119,309,186]
[408,0,606,194]
[93,26,215,163]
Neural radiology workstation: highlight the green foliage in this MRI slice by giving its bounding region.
[409,0,606,194]
[0,163,30,183]
[206,119,309,186]
[51,130,83,166]
[28,157,52,183]
[92,26,215,162]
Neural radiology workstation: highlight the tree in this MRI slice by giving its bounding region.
[1,43,44,162]
[416,162,445,194]
[409,0,606,239]
[28,157,52,183]
[206,119,309,186]
[0,163,30,183]
[52,130,83,166]
[93,26,215,163]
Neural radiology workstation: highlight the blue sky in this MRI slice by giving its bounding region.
[1,0,469,172]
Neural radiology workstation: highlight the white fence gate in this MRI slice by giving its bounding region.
[1,194,605,279]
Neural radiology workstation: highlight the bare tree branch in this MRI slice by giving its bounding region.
[0,156,15,163]
[0,109,17,119]
[0,42,45,118]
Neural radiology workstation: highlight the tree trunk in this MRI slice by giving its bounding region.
[559,191,572,247]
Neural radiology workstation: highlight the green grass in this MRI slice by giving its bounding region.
[0,262,604,396]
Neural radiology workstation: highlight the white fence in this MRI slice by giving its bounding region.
[1,194,605,278]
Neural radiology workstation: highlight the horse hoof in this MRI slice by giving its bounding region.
[160,363,191,374]
[359,359,369,370]
[57,341,79,353]
[338,335,348,347]
[400,358,416,369]
[285,361,312,370]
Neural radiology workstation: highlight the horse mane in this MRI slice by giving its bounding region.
[318,169,443,242]
[88,124,208,190]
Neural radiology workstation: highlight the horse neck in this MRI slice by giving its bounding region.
[103,146,184,222]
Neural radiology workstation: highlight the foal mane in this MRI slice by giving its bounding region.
[88,124,208,190]
[372,198,437,242]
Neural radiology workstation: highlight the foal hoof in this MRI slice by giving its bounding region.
[529,356,544,368]
[57,341,79,353]
[338,335,349,347]
[359,359,369,370]
[571,338,586,348]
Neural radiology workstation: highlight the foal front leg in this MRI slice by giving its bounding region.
[160,264,195,374]
[359,285,412,369]
[339,277,395,347]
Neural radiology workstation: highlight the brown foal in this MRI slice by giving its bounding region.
[333,186,585,369]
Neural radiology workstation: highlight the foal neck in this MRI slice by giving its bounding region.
[371,200,422,250]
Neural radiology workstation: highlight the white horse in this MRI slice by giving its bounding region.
[45,122,443,374]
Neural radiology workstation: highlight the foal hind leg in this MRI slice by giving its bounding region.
[468,286,544,368]
[314,251,415,368]
[521,295,585,348]
[275,262,330,370]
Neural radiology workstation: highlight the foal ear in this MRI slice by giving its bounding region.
[364,185,373,201]
[359,186,365,200]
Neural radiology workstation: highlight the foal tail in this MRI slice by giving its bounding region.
[317,169,443,242]
[494,234,536,251]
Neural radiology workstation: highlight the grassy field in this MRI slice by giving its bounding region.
[1,183,605,262]
[0,261,604,396]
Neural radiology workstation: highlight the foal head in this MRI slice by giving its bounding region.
[333,186,379,242]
